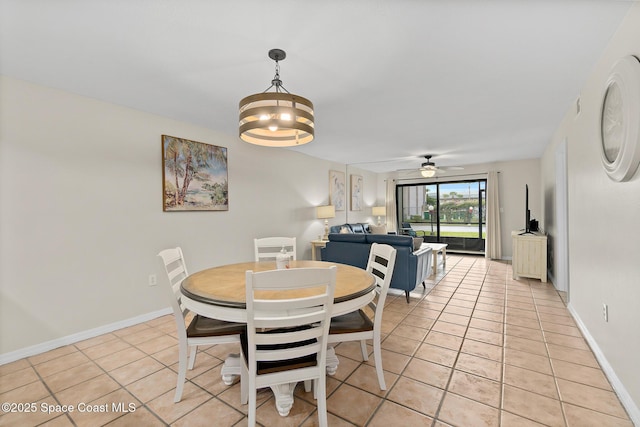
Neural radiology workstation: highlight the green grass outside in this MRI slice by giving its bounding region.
[418,231,486,239]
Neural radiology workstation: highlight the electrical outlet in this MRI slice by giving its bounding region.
[603,303,608,322]
[149,274,157,286]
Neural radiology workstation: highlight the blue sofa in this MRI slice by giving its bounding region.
[329,223,371,234]
[320,233,432,303]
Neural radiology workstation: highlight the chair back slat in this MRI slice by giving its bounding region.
[245,266,336,371]
[252,311,327,331]
[253,323,324,344]
[167,266,187,283]
[158,247,191,338]
[366,243,397,326]
[254,237,297,261]
[253,293,329,311]
[256,342,322,362]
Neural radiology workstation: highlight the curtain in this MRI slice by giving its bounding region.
[485,171,502,259]
[385,179,398,233]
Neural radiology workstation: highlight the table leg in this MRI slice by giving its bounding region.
[326,346,339,376]
[442,247,446,270]
[270,383,296,416]
[221,354,241,385]
[225,354,318,417]
[432,250,437,276]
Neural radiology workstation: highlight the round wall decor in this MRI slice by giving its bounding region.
[599,55,640,182]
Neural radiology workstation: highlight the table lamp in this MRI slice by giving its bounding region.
[316,205,335,240]
[372,206,386,226]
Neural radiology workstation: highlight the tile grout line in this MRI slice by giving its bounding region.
[428,257,483,426]
[531,281,570,427]
[75,332,172,426]
[26,347,78,426]
[502,271,561,426]
[359,255,469,426]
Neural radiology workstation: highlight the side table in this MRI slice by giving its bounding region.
[310,239,327,261]
[421,243,448,276]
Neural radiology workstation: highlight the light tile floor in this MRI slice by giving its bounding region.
[0,255,633,426]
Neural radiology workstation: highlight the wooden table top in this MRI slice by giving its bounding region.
[181,260,376,308]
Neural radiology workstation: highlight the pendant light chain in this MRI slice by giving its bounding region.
[271,60,289,94]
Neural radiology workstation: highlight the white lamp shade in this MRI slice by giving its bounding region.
[316,205,335,219]
[372,206,386,217]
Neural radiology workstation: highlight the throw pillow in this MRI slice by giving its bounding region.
[339,226,350,234]
[370,224,387,235]
[412,237,424,251]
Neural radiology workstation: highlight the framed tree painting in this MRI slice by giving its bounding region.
[329,170,345,211]
[350,174,363,211]
[162,135,228,211]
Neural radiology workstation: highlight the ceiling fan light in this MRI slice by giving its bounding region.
[421,169,436,178]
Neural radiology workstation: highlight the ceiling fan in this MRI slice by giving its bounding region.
[399,155,464,177]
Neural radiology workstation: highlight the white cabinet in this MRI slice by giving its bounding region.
[512,231,547,282]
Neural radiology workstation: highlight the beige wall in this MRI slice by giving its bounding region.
[0,76,382,355]
[541,3,640,418]
[0,75,539,359]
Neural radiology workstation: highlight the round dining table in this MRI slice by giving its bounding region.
[180,260,376,320]
[179,260,376,417]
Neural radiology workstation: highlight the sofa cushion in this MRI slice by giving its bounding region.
[365,234,413,247]
[349,223,368,233]
[412,237,424,251]
[328,233,367,243]
[329,223,370,234]
[369,224,387,234]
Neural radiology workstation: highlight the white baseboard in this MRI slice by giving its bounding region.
[567,303,640,425]
[0,307,172,366]
[547,271,555,285]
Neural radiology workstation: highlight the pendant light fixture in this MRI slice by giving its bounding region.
[239,49,314,146]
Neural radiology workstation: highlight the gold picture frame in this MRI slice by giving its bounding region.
[162,135,228,211]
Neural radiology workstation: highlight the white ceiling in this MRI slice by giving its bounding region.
[0,1,633,172]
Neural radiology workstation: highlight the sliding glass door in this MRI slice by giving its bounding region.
[397,180,486,253]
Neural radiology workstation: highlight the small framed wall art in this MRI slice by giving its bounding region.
[350,174,363,211]
[162,135,229,211]
[329,170,345,211]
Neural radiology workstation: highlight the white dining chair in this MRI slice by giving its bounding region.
[327,243,397,390]
[158,247,245,402]
[254,237,297,261]
[240,266,336,427]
